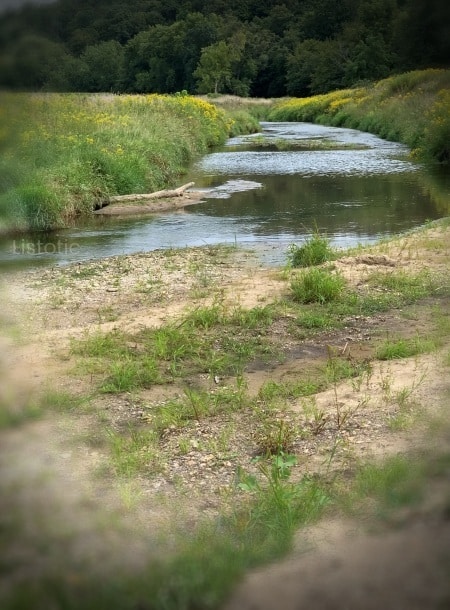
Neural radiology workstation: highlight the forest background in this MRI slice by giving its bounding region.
[0,0,448,97]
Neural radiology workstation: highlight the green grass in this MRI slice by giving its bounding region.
[150,383,249,432]
[352,454,425,513]
[375,336,436,360]
[295,309,339,330]
[290,268,345,304]
[269,69,450,166]
[101,356,161,393]
[71,305,278,392]
[325,354,370,384]
[106,426,161,477]
[289,267,443,329]
[0,92,234,232]
[258,378,322,403]
[366,269,437,302]
[287,231,336,268]
[0,389,87,429]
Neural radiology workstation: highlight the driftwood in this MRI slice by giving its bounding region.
[102,182,195,205]
[94,183,207,216]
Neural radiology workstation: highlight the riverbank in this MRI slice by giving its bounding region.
[1,68,449,235]
[268,68,450,166]
[1,220,449,608]
[0,92,259,233]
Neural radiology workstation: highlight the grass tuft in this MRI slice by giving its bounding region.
[290,268,345,304]
[287,231,336,268]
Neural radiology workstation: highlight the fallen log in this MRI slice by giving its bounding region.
[94,186,207,216]
[101,182,195,206]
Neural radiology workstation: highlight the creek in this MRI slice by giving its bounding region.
[1,122,448,270]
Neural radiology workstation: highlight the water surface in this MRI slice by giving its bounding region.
[1,122,447,270]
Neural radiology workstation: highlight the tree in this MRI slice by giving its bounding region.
[286,39,322,96]
[122,23,187,92]
[342,31,393,85]
[123,13,220,93]
[393,0,450,68]
[194,40,232,93]
[0,35,69,90]
[78,40,124,91]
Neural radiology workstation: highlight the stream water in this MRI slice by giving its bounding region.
[1,122,448,270]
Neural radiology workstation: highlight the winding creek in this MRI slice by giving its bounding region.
[1,122,448,270]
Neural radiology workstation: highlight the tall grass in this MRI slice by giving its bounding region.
[0,92,234,232]
[269,69,450,164]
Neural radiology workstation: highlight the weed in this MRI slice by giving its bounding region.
[375,336,436,360]
[237,453,330,547]
[387,390,419,430]
[287,230,336,268]
[69,266,100,279]
[325,348,371,429]
[106,425,161,477]
[290,268,345,304]
[178,437,191,455]
[96,305,119,323]
[301,397,329,435]
[149,380,249,434]
[206,423,236,454]
[353,454,425,514]
[325,350,369,384]
[184,387,209,421]
[117,480,143,510]
[351,362,373,392]
[253,414,298,457]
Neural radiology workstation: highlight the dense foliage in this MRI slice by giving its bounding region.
[0,0,448,96]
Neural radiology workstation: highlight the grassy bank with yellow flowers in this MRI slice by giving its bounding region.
[0,92,259,233]
[268,69,450,166]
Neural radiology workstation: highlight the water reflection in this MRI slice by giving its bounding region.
[189,173,437,237]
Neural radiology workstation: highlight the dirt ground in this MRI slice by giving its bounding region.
[1,222,449,607]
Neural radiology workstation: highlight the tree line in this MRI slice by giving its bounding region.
[0,0,448,96]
